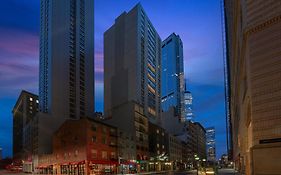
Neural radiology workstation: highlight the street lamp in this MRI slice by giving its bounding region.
[194,155,200,175]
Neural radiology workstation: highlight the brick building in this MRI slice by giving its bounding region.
[37,118,118,175]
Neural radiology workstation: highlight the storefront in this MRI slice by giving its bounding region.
[148,161,172,172]
[137,160,148,172]
[22,161,33,173]
[37,165,53,174]
[88,160,118,175]
[119,160,137,174]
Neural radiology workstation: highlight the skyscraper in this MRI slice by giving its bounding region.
[224,0,281,174]
[104,3,161,123]
[103,4,161,167]
[36,0,94,155]
[206,127,216,162]
[161,33,184,121]
[39,0,94,119]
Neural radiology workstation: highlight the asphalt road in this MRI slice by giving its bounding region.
[0,168,239,175]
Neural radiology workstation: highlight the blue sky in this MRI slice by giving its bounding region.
[0,0,227,159]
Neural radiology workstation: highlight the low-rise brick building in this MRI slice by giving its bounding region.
[37,117,118,175]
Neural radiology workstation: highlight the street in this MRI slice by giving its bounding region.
[0,169,239,175]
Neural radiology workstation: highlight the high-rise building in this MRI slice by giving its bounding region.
[104,3,161,123]
[161,33,184,121]
[12,90,39,159]
[104,4,161,171]
[35,0,94,155]
[206,127,216,162]
[224,0,281,174]
[39,0,94,119]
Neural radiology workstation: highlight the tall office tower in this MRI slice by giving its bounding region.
[12,91,39,159]
[104,3,161,123]
[224,0,281,174]
[206,127,216,162]
[39,0,94,119]
[161,33,184,121]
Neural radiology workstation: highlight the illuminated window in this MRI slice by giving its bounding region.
[102,151,107,159]
[29,97,33,101]
[111,152,116,159]
[91,149,97,159]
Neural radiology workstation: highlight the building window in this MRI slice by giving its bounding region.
[111,152,116,159]
[29,97,33,101]
[157,144,159,148]
[156,129,159,134]
[92,136,96,143]
[102,137,107,144]
[91,124,97,131]
[102,127,107,134]
[102,151,107,159]
[91,149,97,159]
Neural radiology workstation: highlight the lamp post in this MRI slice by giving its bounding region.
[202,159,206,174]
[194,155,199,175]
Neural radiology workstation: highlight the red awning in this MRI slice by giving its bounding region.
[69,160,85,165]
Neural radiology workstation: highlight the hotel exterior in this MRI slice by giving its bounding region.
[103,3,162,172]
[104,3,162,124]
[224,0,281,174]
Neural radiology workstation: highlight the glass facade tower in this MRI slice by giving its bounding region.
[161,33,184,121]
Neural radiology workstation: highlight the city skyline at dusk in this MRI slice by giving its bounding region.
[0,0,226,159]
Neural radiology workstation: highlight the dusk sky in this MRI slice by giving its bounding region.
[0,0,227,159]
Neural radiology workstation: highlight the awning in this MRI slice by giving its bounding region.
[69,160,85,165]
